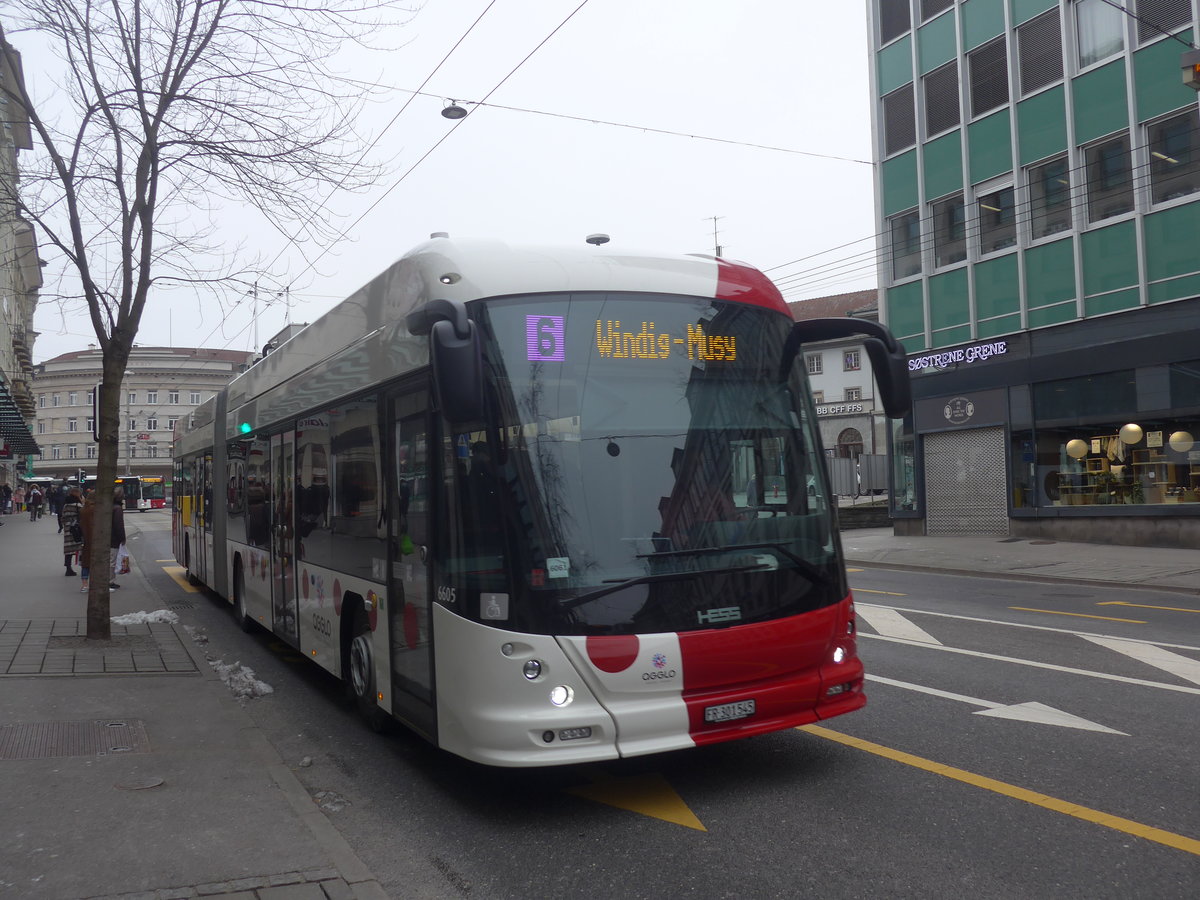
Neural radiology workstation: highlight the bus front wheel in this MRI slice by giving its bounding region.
[346,610,388,732]
[233,559,254,633]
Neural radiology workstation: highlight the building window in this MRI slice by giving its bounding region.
[1148,110,1200,204]
[968,37,1009,118]
[147,390,158,404]
[52,394,60,407]
[924,62,960,136]
[128,418,137,431]
[1085,133,1134,221]
[128,391,137,403]
[38,394,46,408]
[167,417,178,432]
[147,417,158,431]
[1135,0,1192,44]
[932,194,967,266]
[977,185,1016,253]
[845,388,863,402]
[86,445,97,459]
[1018,9,1063,96]
[168,390,179,404]
[68,446,78,459]
[920,0,953,21]
[37,421,46,434]
[68,392,78,406]
[148,445,158,459]
[1028,156,1073,238]
[68,418,78,432]
[190,391,201,404]
[87,390,94,404]
[890,209,922,279]
[879,0,911,44]
[806,354,823,375]
[812,391,825,404]
[86,417,94,433]
[1077,0,1125,68]
[882,83,916,156]
[51,446,61,460]
[128,445,137,460]
[844,350,862,371]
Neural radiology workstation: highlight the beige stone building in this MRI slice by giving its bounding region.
[32,347,257,485]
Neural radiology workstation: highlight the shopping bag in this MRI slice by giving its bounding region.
[116,543,131,575]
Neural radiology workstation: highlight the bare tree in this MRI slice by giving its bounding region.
[0,0,406,638]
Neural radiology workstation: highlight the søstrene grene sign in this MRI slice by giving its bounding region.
[908,340,1008,372]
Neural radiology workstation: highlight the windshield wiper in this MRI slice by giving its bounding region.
[559,564,768,611]
[636,542,833,586]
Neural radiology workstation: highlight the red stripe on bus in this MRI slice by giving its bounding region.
[677,597,864,743]
[711,257,791,315]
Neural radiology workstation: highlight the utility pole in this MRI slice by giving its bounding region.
[706,216,724,257]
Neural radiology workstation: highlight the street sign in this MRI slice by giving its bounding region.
[136,433,151,440]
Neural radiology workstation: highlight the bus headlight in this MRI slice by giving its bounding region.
[549,685,574,707]
[523,659,542,680]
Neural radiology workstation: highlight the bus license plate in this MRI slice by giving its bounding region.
[704,699,755,723]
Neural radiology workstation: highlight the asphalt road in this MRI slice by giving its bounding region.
[134,513,1200,899]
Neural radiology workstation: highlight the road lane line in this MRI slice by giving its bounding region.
[859,603,1200,652]
[853,588,909,597]
[1080,636,1200,686]
[1008,607,1146,624]
[856,605,942,644]
[799,724,1200,857]
[1097,601,1200,613]
[859,633,1200,695]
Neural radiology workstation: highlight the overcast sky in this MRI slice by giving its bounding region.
[23,0,878,364]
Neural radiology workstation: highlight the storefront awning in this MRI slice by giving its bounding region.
[0,375,39,456]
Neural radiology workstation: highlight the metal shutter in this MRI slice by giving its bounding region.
[969,37,1009,118]
[1017,10,1063,96]
[924,427,1010,536]
[883,83,916,156]
[921,0,954,21]
[1135,0,1193,43]
[924,62,960,136]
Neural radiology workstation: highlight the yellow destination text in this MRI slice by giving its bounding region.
[594,321,736,361]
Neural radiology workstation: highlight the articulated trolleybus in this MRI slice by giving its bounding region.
[173,235,911,766]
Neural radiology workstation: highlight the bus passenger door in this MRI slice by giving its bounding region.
[271,430,299,646]
[387,386,436,738]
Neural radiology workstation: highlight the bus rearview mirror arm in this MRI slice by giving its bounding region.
[780,318,912,419]
[407,298,485,423]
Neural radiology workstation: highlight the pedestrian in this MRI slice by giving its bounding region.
[1,482,11,514]
[28,485,43,521]
[59,487,84,577]
[109,486,126,589]
[13,485,24,514]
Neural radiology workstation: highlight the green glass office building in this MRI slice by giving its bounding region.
[870,0,1200,547]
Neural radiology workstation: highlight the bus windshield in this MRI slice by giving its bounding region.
[142,480,166,501]
[450,292,841,636]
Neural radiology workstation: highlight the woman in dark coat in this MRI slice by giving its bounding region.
[109,486,126,589]
[59,487,84,577]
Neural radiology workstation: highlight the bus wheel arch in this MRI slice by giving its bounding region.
[342,594,388,732]
[232,555,253,633]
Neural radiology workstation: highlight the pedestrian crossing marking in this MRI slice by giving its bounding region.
[1080,636,1200,686]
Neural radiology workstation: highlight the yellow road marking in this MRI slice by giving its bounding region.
[1009,607,1145,624]
[162,565,200,593]
[1097,601,1200,614]
[854,588,908,597]
[565,772,706,831]
[155,559,175,563]
[800,724,1200,857]
[846,567,864,573]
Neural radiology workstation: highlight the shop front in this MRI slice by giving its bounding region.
[890,299,1200,548]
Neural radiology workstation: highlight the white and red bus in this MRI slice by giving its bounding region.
[116,475,166,511]
[173,235,910,766]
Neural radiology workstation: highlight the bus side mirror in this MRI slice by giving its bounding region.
[408,299,484,423]
[781,318,912,419]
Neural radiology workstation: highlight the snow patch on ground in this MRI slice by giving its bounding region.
[208,659,275,701]
[111,610,180,625]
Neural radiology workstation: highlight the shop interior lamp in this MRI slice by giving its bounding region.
[1066,439,1089,459]
[1168,431,1195,452]
[1119,423,1144,445]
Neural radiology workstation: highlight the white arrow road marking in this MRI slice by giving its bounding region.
[856,605,943,644]
[866,674,1128,734]
[1080,636,1200,686]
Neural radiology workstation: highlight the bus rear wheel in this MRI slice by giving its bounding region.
[233,559,253,633]
[346,610,388,732]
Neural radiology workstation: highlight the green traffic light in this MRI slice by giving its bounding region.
[239,422,252,434]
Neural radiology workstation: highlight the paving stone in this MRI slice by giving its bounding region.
[258,883,326,900]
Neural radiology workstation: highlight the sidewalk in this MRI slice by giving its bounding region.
[841,526,1200,595]
[0,511,389,900]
